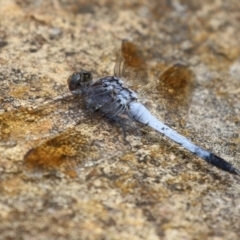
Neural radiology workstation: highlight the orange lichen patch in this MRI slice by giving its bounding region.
[0,108,58,143]
[120,153,136,162]
[113,175,139,194]
[9,85,31,99]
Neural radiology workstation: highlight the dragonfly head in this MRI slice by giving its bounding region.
[68,70,93,94]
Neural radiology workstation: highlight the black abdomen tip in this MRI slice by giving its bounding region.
[207,153,240,175]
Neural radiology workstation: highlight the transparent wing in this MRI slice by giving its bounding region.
[114,39,149,88]
[23,112,139,178]
[114,40,195,128]
[0,95,138,178]
[141,63,194,127]
[0,62,77,146]
[0,94,82,147]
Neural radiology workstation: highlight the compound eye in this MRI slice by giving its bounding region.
[82,71,93,83]
[67,72,81,92]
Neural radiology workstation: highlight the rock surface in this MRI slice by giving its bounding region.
[0,1,240,239]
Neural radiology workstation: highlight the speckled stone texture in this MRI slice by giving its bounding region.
[0,0,239,239]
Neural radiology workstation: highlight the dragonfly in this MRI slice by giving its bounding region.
[0,40,239,177]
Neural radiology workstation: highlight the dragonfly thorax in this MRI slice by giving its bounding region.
[85,75,138,117]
